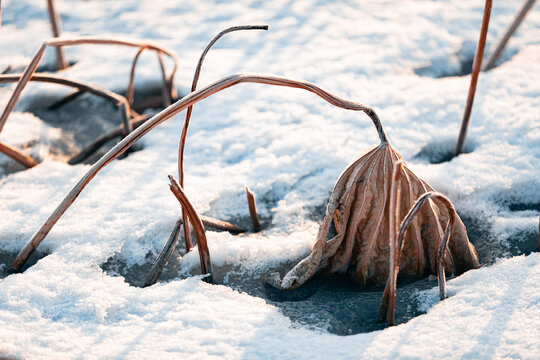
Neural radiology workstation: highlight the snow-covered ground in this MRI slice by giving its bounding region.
[0,0,539,358]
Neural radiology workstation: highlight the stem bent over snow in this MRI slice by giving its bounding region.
[12,73,387,270]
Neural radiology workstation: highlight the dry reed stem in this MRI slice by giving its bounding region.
[126,47,172,111]
[177,25,268,252]
[1,65,10,74]
[484,0,536,71]
[12,73,387,270]
[169,175,213,282]
[46,0,67,70]
[245,185,261,232]
[143,212,246,287]
[455,0,493,156]
[0,73,132,133]
[0,37,179,134]
[378,191,456,325]
[0,141,38,168]
[199,215,246,233]
[143,217,183,287]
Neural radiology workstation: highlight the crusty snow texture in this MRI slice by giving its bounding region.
[0,0,539,359]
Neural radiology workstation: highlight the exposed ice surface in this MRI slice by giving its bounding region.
[0,0,539,359]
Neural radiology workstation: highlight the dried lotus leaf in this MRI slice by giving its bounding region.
[267,142,479,290]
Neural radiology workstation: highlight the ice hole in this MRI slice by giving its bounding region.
[414,137,476,164]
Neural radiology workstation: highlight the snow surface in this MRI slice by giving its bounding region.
[0,0,539,358]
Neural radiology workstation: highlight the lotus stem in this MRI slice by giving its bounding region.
[0,73,131,138]
[127,47,172,111]
[483,0,536,71]
[386,161,404,326]
[379,190,456,324]
[0,37,179,134]
[12,73,387,270]
[245,185,261,232]
[168,175,213,282]
[455,0,493,156]
[199,215,246,233]
[178,24,268,252]
[0,141,38,168]
[46,0,67,70]
[143,212,246,287]
[143,217,183,287]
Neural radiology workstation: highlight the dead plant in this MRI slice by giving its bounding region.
[10,73,393,275]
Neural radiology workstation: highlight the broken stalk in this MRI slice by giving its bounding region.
[143,217,183,287]
[245,185,261,232]
[168,175,213,282]
[0,141,38,168]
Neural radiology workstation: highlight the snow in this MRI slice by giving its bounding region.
[0,0,539,359]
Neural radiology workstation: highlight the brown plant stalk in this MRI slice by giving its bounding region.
[168,175,213,282]
[483,0,536,71]
[12,73,387,270]
[0,141,38,168]
[455,0,493,156]
[0,73,132,167]
[126,46,174,112]
[177,25,267,251]
[46,0,67,70]
[142,196,246,287]
[245,185,261,232]
[378,190,456,325]
[0,37,180,135]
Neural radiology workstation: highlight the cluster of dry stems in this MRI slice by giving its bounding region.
[2,0,537,328]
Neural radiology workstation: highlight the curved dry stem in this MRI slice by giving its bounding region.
[0,73,131,131]
[168,175,213,282]
[455,0,492,156]
[379,191,456,324]
[0,141,38,168]
[12,73,387,270]
[127,47,147,107]
[177,24,268,251]
[127,47,172,110]
[0,37,179,133]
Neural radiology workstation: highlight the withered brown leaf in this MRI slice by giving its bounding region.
[267,142,479,290]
